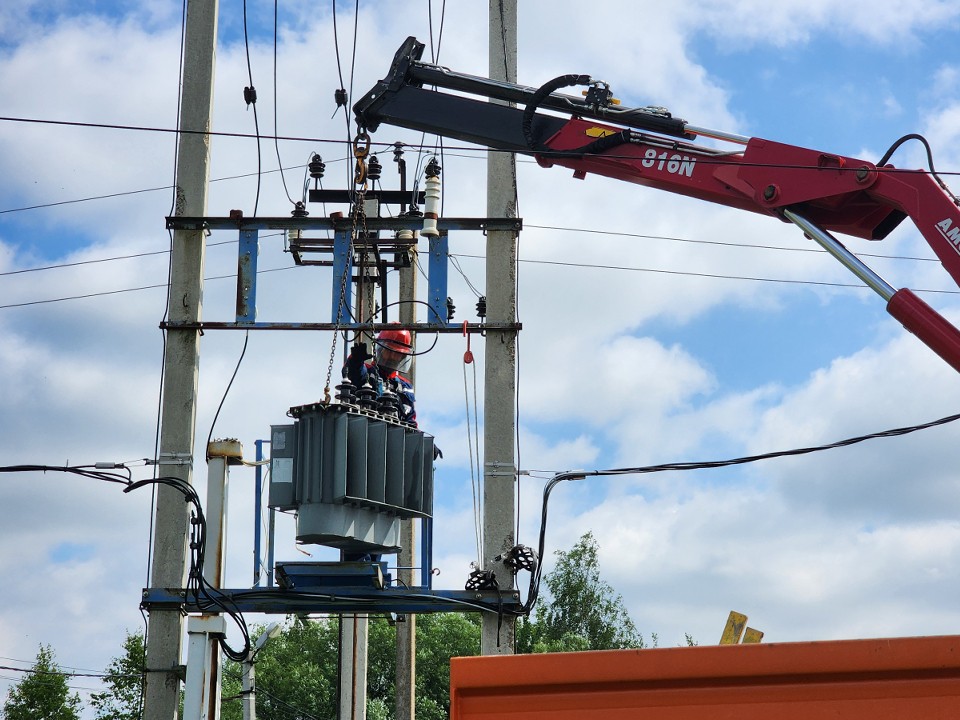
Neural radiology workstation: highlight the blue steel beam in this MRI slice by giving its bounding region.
[427,235,449,326]
[236,229,259,322]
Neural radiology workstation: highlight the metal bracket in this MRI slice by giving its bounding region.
[155,452,193,467]
[484,461,517,478]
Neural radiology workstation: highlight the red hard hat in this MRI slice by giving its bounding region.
[377,327,412,355]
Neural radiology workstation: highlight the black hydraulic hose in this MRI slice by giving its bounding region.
[521,74,591,150]
[521,74,635,158]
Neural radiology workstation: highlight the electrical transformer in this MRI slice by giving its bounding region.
[269,402,434,554]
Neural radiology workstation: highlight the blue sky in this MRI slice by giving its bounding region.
[3,0,960,715]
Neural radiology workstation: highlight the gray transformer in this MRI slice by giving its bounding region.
[269,403,434,554]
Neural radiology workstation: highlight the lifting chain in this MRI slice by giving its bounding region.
[322,130,372,403]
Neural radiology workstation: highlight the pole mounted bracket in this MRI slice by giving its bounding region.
[153,452,194,467]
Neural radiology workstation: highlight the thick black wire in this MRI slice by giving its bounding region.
[205,331,251,459]
[272,0,294,206]
[878,133,959,203]
[125,476,251,660]
[522,408,960,613]
[0,465,253,660]
[242,0,262,215]
[330,0,352,155]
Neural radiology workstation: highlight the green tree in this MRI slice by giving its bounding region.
[221,613,482,720]
[89,631,145,720]
[221,616,339,720]
[518,531,646,653]
[2,645,81,720]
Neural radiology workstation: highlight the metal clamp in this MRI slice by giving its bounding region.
[484,461,517,477]
[154,452,194,467]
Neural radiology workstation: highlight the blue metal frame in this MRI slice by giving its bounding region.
[427,235,449,326]
[167,215,522,332]
[254,439,264,587]
[236,229,259,322]
[332,228,353,325]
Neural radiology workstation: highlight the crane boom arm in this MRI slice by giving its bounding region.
[354,37,960,373]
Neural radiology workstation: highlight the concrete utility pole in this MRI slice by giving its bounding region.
[143,0,218,718]
[338,233,378,720]
[395,241,418,720]
[482,0,518,655]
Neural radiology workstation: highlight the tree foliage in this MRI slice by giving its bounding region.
[89,631,145,720]
[2,645,81,720]
[220,612,481,720]
[518,531,646,653]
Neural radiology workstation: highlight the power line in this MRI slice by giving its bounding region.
[0,161,346,216]
[451,253,960,295]
[0,236,272,278]
[0,114,342,145]
[3,114,960,178]
[0,663,137,680]
[524,224,940,263]
[0,266,296,310]
[3,245,956,312]
[0,210,936,283]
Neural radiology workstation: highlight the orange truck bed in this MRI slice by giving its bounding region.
[450,635,960,719]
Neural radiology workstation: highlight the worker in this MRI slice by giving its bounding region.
[344,327,417,426]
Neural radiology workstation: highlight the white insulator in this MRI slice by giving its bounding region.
[285,227,301,250]
[421,174,441,237]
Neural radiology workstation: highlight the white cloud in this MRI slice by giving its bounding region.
[4,3,960,712]
[681,0,960,46]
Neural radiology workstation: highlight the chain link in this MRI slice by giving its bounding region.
[322,130,372,403]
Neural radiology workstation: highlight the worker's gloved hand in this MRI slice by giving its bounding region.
[433,445,443,460]
[345,342,372,386]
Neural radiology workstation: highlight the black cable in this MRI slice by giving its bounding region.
[522,408,960,613]
[242,0,262,215]
[878,133,960,204]
[205,331,251,459]
[1,236,266,278]
[0,464,253,660]
[523,224,940,263]
[5,249,959,314]
[0,158,346,216]
[125,476,252,660]
[0,464,132,485]
[167,0,188,219]
[451,253,960,294]
[272,0,294,206]
[330,0,353,156]
[4,113,960,180]
[0,264,296,310]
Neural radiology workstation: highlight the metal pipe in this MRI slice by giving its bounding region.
[684,124,751,145]
[267,507,276,588]
[254,439,263,587]
[783,209,896,302]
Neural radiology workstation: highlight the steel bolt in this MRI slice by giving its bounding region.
[856,167,870,182]
[763,184,778,201]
